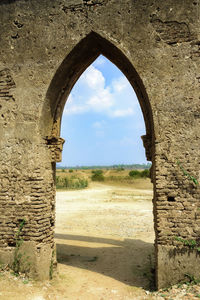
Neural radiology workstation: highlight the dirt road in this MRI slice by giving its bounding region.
[0,181,156,300]
[55,182,155,299]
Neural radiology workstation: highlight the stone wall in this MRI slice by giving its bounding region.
[0,0,199,288]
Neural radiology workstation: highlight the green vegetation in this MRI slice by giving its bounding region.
[56,175,88,190]
[177,160,199,186]
[184,273,200,285]
[129,169,150,178]
[116,167,125,171]
[23,279,29,284]
[174,236,200,252]
[176,273,200,287]
[57,163,151,171]
[13,219,31,276]
[91,170,105,182]
[174,236,197,248]
[56,166,152,188]
[129,170,140,177]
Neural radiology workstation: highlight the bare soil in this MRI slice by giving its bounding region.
[55,181,155,299]
[0,179,157,299]
[1,180,200,299]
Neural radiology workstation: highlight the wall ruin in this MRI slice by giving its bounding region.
[0,0,200,289]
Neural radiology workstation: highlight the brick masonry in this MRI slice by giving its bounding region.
[0,0,199,288]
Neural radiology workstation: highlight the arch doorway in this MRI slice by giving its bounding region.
[41,32,156,290]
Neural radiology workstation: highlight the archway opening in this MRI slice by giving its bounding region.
[42,32,154,145]
[42,31,156,293]
[54,52,155,292]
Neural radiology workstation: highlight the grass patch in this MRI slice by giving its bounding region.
[91,170,105,182]
[129,169,150,178]
[56,176,88,190]
[56,168,152,189]
[56,175,88,190]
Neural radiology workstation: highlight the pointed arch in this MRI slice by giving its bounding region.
[41,31,154,161]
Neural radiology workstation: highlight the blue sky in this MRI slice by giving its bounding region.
[59,55,147,167]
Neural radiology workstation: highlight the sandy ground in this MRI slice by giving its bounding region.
[55,182,155,299]
[0,182,156,300]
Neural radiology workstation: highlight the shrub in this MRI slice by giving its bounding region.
[56,176,61,187]
[69,169,73,173]
[129,169,150,178]
[56,175,88,189]
[129,170,141,178]
[140,169,150,178]
[71,178,88,189]
[63,177,69,187]
[91,170,105,181]
[116,167,124,171]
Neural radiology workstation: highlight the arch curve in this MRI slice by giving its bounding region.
[41,31,154,161]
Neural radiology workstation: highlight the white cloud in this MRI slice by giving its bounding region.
[64,65,114,115]
[112,108,134,117]
[65,104,88,115]
[92,120,106,138]
[63,62,139,118]
[64,94,87,115]
[107,76,137,118]
[87,90,114,111]
[83,66,114,112]
[81,65,105,90]
[93,120,106,129]
[93,56,106,67]
[112,76,129,92]
[66,93,73,104]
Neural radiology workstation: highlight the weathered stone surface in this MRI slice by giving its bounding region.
[150,16,192,44]
[0,0,199,289]
[45,136,65,162]
[157,245,200,289]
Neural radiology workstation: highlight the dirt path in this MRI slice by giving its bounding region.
[0,182,156,300]
[55,182,155,299]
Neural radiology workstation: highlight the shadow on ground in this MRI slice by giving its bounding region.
[55,233,155,290]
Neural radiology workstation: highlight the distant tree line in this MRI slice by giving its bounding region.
[57,163,151,170]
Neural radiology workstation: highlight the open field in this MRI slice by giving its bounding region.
[56,168,152,189]
[0,178,155,299]
[1,177,200,299]
[55,180,155,299]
